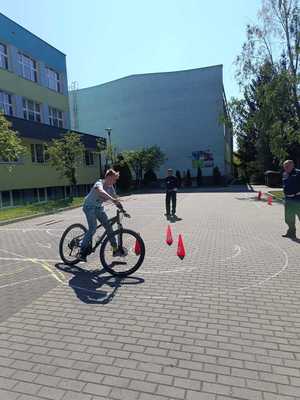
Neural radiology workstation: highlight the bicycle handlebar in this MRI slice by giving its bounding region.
[117,205,131,218]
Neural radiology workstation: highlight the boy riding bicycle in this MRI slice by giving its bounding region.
[79,169,123,262]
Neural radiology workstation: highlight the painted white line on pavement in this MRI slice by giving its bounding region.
[0,249,66,286]
[0,227,61,232]
[36,242,52,249]
[0,265,31,277]
[0,274,53,289]
[46,229,63,238]
[0,257,60,263]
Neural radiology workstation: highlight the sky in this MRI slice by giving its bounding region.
[0,0,262,99]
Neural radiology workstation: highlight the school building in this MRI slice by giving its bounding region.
[0,13,104,208]
[69,65,233,181]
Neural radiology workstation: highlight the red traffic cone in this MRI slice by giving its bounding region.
[134,239,141,255]
[166,225,173,245]
[267,195,273,205]
[177,234,186,259]
[257,191,262,200]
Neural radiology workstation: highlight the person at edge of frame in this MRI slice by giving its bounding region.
[282,159,300,239]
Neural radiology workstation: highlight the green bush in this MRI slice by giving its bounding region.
[114,155,133,191]
[143,169,157,185]
[213,166,221,185]
[197,167,202,186]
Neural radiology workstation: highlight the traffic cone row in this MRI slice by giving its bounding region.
[257,191,273,205]
[165,225,186,259]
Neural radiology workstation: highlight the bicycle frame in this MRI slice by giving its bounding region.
[90,209,124,254]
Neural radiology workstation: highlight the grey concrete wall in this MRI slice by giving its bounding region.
[70,65,231,177]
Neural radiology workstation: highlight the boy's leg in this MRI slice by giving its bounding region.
[171,191,177,215]
[81,207,97,255]
[96,208,118,248]
[165,192,171,215]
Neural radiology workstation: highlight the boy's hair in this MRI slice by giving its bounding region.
[105,169,119,178]
[283,160,294,167]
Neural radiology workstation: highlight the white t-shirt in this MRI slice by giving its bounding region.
[83,179,116,208]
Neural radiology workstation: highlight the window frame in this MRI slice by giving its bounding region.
[84,150,95,166]
[0,90,13,116]
[31,143,48,164]
[0,42,8,70]
[23,98,42,123]
[48,106,64,128]
[45,67,61,92]
[18,52,38,82]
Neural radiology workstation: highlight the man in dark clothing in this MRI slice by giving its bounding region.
[282,160,300,239]
[165,168,178,217]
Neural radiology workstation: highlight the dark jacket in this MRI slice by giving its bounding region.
[165,175,178,192]
[283,168,300,200]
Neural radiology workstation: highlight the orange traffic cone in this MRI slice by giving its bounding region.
[177,234,186,259]
[267,195,273,205]
[134,239,141,255]
[257,191,262,200]
[166,225,173,246]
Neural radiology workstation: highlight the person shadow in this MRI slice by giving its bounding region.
[55,263,144,304]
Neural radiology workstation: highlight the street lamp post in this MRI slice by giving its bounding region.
[105,128,112,168]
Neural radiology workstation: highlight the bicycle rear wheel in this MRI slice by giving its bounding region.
[59,223,87,265]
[100,228,145,277]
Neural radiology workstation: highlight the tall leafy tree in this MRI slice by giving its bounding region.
[46,131,85,196]
[0,113,26,169]
[230,0,300,178]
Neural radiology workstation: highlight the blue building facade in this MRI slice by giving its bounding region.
[0,12,70,128]
[70,65,233,180]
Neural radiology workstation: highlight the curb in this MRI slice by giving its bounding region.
[0,204,81,227]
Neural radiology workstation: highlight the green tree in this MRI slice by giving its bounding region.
[0,113,26,169]
[230,0,300,177]
[113,154,133,191]
[122,146,166,186]
[46,131,85,196]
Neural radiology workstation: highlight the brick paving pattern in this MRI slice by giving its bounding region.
[0,186,299,399]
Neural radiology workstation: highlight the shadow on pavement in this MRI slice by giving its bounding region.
[55,263,144,304]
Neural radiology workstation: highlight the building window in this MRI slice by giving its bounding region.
[85,150,94,166]
[31,143,48,163]
[48,106,63,127]
[46,67,61,92]
[23,98,41,122]
[1,191,12,207]
[38,188,46,202]
[18,53,37,82]
[0,90,13,116]
[0,43,8,70]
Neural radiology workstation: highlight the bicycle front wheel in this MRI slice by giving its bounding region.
[59,223,87,265]
[100,229,145,277]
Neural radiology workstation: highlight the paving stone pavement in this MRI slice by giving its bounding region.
[0,186,300,400]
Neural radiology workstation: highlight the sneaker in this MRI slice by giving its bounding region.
[282,232,297,239]
[78,252,87,262]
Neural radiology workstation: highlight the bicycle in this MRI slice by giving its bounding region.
[59,207,145,277]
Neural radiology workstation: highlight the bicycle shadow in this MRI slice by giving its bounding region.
[55,263,144,304]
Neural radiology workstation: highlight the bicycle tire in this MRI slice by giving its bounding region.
[59,223,87,265]
[100,228,145,277]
